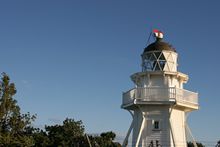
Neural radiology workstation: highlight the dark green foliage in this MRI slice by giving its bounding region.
[216,140,220,147]
[89,131,121,147]
[33,120,121,147]
[100,131,116,141]
[45,118,85,147]
[0,73,36,146]
[32,128,50,146]
[187,142,205,147]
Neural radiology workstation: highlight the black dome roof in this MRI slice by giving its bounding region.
[144,40,176,53]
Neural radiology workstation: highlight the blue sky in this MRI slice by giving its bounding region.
[0,0,220,145]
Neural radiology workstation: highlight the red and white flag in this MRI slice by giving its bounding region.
[153,29,163,39]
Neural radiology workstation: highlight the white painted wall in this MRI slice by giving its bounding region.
[132,106,172,147]
[131,106,188,147]
[134,74,185,88]
[170,109,187,147]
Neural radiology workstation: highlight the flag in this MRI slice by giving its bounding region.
[153,29,163,39]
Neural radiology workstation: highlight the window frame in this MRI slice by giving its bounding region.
[152,120,161,131]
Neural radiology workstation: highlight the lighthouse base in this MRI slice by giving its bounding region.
[131,105,188,147]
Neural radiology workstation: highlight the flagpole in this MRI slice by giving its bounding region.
[146,29,152,46]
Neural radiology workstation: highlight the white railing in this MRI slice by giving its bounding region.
[122,88,135,104]
[122,87,198,106]
[175,88,198,104]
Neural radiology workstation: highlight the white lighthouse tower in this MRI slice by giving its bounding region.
[122,30,199,147]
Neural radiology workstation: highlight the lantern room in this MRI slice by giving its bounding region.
[142,31,178,72]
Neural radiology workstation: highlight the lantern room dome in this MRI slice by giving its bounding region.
[144,39,176,53]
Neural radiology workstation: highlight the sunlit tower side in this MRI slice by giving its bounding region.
[121,30,199,147]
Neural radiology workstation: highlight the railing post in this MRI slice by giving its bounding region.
[175,86,177,101]
[136,87,138,99]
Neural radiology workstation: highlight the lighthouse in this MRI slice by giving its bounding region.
[122,30,199,147]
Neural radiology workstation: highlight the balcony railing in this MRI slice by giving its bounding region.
[122,87,198,106]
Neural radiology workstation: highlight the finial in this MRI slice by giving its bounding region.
[153,29,163,41]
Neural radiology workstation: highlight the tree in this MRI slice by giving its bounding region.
[0,73,36,146]
[101,131,116,141]
[45,118,85,146]
[32,128,50,146]
[216,140,220,147]
[187,142,205,147]
[89,131,121,147]
[36,121,121,147]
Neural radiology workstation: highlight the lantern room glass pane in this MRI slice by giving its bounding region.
[159,61,166,70]
[159,53,166,60]
[149,53,156,61]
[146,53,152,59]
[154,62,161,71]
[154,52,161,58]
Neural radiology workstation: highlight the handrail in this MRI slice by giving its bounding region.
[122,87,198,106]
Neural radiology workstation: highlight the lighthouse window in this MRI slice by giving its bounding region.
[153,120,160,130]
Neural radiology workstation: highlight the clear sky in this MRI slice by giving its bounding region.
[0,0,219,145]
